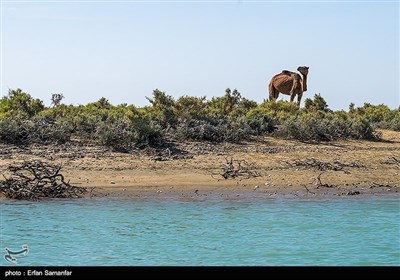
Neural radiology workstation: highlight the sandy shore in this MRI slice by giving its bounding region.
[1,130,399,200]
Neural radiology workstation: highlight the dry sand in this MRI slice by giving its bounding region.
[1,130,399,200]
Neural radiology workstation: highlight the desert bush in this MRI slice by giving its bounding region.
[274,113,375,141]
[349,103,397,129]
[0,118,32,144]
[245,107,276,134]
[173,118,252,143]
[96,118,134,152]
[146,89,177,129]
[349,116,375,139]
[274,115,333,141]
[203,88,257,120]
[131,118,162,146]
[304,94,332,113]
[390,112,400,131]
[51,93,64,107]
[29,118,71,144]
[2,88,396,146]
[95,115,162,151]
[0,89,44,118]
[174,95,207,120]
[0,117,70,145]
[255,100,300,124]
[174,119,221,142]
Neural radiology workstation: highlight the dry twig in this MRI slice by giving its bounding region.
[212,157,261,180]
[314,172,334,188]
[0,160,87,200]
[381,155,400,169]
[304,185,315,195]
[286,158,363,173]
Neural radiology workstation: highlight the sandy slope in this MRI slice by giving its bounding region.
[1,130,399,199]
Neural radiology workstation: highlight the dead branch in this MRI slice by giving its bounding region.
[369,182,398,189]
[286,158,363,173]
[0,160,87,200]
[314,172,334,188]
[304,185,315,195]
[381,155,400,168]
[147,145,193,161]
[213,157,261,180]
[347,190,360,196]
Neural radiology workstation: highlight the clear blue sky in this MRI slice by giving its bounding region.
[1,1,399,110]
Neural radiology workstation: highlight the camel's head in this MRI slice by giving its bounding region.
[297,66,309,76]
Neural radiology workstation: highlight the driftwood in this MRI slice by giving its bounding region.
[381,156,400,168]
[0,160,87,200]
[368,182,398,189]
[304,185,315,195]
[314,172,334,188]
[213,157,261,180]
[145,142,193,161]
[346,190,360,196]
[286,158,363,173]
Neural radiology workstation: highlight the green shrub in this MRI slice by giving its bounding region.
[0,89,44,118]
[390,112,400,131]
[29,118,71,144]
[203,88,257,120]
[146,89,177,128]
[1,88,396,146]
[274,115,334,141]
[96,118,134,152]
[274,113,375,141]
[0,117,70,145]
[349,103,396,129]
[349,116,375,139]
[0,118,32,144]
[174,95,207,120]
[256,100,300,124]
[173,118,252,143]
[245,107,276,134]
[304,94,331,113]
[132,118,162,146]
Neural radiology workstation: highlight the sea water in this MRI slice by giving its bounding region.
[1,196,399,266]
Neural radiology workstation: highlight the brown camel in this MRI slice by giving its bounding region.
[268,66,309,106]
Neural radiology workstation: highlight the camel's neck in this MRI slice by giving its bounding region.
[301,74,308,92]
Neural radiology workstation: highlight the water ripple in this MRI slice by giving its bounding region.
[1,197,399,266]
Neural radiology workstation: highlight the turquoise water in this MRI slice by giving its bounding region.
[1,196,399,266]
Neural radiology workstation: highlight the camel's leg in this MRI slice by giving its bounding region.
[289,77,298,103]
[269,90,277,101]
[290,93,296,102]
[274,89,280,99]
[297,92,303,106]
[272,89,279,101]
[269,82,278,101]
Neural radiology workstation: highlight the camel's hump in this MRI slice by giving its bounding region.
[281,70,294,75]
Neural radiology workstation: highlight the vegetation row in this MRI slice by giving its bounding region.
[0,88,398,151]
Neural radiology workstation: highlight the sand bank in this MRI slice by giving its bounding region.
[1,130,399,200]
